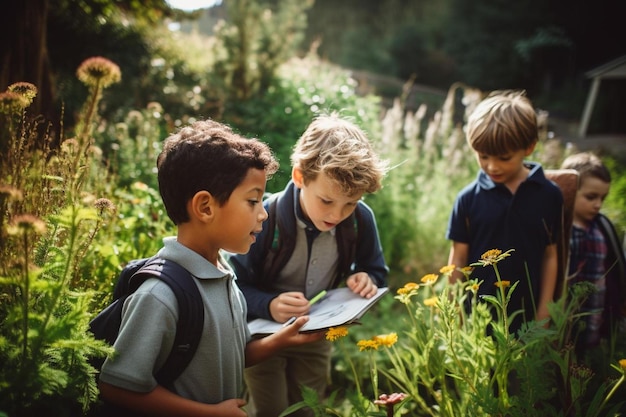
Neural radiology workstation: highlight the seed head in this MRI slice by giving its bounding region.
[7,82,38,105]
[77,56,122,88]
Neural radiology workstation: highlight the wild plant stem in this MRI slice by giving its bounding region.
[339,338,361,395]
[20,231,30,364]
[31,205,78,360]
[596,374,625,415]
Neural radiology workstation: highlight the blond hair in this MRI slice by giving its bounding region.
[467,90,538,155]
[291,113,387,196]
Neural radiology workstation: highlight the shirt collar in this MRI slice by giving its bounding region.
[477,161,543,190]
[158,236,232,280]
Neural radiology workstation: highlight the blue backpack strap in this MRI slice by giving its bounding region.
[129,258,204,387]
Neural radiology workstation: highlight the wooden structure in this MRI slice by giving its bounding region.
[579,55,626,138]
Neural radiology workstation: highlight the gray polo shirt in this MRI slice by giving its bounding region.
[99,237,250,403]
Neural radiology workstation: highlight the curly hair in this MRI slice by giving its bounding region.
[290,113,388,196]
[157,119,278,225]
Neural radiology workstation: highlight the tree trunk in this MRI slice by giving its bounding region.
[1,0,56,126]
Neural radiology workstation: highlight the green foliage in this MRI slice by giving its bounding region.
[225,53,383,193]
[365,84,480,276]
[603,156,626,238]
[0,61,120,416]
[314,254,626,416]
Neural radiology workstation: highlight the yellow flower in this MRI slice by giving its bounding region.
[473,248,514,267]
[357,339,380,351]
[424,296,438,307]
[465,279,482,294]
[439,265,455,275]
[619,359,626,371]
[397,282,419,294]
[460,266,474,278]
[77,56,121,88]
[326,327,349,341]
[374,333,398,348]
[494,280,511,288]
[395,282,419,304]
[420,273,438,285]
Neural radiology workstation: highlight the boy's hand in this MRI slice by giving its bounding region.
[269,291,310,323]
[347,272,377,298]
[214,398,248,417]
[278,316,325,345]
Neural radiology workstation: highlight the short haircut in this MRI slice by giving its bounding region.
[560,152,611,186]
[290,113,387,196]
[157,119,278,225]
[467,90,538,155]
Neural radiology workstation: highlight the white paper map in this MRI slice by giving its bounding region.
[247,287,389,336]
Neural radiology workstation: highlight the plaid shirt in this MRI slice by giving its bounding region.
[569,219,608,346]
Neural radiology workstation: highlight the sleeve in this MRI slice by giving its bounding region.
[99,282,177,392]
[229,199,281,320]
[353,202,389,287]
[446,189,471,243]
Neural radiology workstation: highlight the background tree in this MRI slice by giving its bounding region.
[0,0,181,136]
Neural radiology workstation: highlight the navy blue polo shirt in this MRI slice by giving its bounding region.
[446,162,563,329]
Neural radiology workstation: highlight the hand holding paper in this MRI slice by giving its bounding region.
[249,287,389,336]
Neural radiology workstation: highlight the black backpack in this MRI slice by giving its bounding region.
[88,256,204,414]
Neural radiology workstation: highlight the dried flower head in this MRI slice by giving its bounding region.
[494,280,511,289]
[0,91,29,113]
[77,56,121,88]
[7,82,38,105]
[147,101,163,114]
[570,363,594,380]
[94,198,116,216]
[373,332,398,348]
[6,214,46,236]
[619,359,626,371]
[326,326,349,341]
[61,138,79,153]
[0,184,24,201]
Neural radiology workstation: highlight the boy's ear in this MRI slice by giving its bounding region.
[188,190,215,222]
[292,166,304,188]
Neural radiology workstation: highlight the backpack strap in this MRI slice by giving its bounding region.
[129,258,204,388]
[597,214,626,299]
[333,208,359,287]
[261,196,292,286]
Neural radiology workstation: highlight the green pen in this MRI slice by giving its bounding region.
[309,290,327,306]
